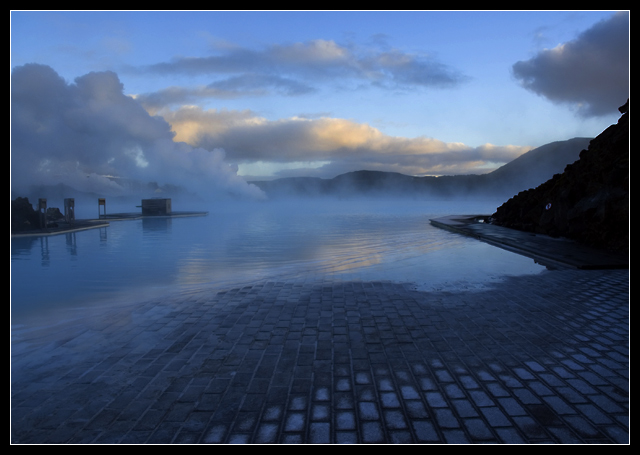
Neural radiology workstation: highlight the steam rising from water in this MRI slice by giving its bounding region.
[11,197,546,326]
[10,63,265,201]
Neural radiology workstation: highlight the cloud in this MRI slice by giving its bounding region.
[9,61,524,196]
[159,106,531,178]
[512,11,629,117]
[135,74,315,113]
[132,39,468,109]
[10,64,265,199]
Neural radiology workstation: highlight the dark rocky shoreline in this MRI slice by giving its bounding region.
[490,100,629,254]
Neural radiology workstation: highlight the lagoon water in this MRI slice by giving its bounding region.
[11,197,546,327]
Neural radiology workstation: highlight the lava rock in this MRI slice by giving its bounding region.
[11,197,41,233]
[46,207,64,221]
[490,100,629,253]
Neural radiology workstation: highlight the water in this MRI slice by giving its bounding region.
[11,197,545,326]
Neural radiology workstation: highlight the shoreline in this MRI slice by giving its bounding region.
[11,211,208,238]
[429,215,627,270]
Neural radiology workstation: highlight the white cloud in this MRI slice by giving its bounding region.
[10,60,529,198]
[132,38,468,109]
[11,64,265,199]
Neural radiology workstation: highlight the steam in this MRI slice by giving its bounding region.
[10,63,265,200]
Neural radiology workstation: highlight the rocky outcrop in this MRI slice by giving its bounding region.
[11,197,67,232]
[490,100,629,253]
[46,207,64,221]
[11,197,41,233]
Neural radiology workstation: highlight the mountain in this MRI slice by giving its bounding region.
[490,101,628,253]
[483,137,591,192]
[249,137,593,198]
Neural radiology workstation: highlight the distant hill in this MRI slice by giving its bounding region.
[250,137,593,198]
[483,137,592,191]
[13,137,593,204]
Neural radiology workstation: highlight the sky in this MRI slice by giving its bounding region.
[10,10,629,200]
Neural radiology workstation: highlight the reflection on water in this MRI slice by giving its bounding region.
[11,198,545,324]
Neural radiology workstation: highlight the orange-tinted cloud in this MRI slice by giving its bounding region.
[159,106,531,178]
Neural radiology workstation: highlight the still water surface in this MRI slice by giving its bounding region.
[11,198,545,325]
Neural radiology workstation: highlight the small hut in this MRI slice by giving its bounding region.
[141,198,172,216]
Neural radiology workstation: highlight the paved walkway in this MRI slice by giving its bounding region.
[11,266,628,444]
[429,215,628,270]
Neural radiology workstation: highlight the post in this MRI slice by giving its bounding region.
[98,198,106,219]
[38,198,47,229]
[64,198,75,224]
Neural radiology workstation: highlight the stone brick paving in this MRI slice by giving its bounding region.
[11,268,628,444]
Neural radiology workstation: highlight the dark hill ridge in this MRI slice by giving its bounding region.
[14,137,591,203]
[485,137,591,190]
[490,101,629,253]
[250,137,592,198]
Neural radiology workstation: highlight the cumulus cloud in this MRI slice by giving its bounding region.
[10,64,265,199]
[158,106,531,178]
[9,63,524,197]
[512,11,629,117]
[133,39,468,109]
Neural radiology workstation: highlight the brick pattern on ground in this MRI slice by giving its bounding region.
[11,269,629,443]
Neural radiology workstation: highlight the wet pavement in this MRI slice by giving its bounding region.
[11,221,629,444]
[429,215,628,270]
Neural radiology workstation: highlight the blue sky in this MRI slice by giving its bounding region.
[10,10,629,197]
